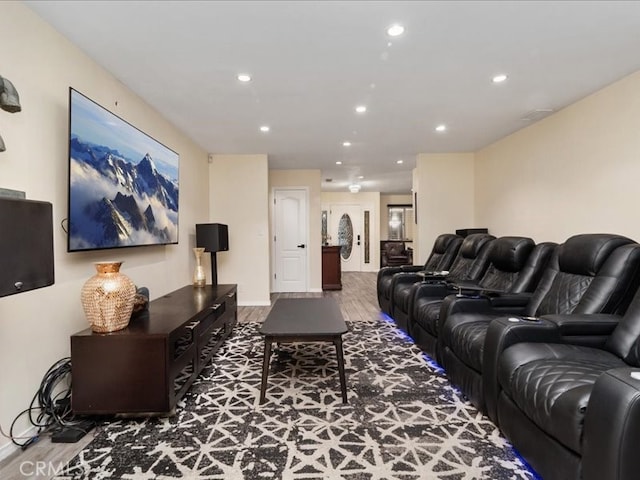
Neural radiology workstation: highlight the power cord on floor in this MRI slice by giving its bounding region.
[3,357,93,450]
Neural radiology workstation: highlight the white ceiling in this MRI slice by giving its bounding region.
[25,0,640,194]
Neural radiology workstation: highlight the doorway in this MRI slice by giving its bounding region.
[273,188,308,292]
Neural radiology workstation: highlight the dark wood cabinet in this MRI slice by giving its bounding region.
[322,245,342,290]
[71,284,237,415]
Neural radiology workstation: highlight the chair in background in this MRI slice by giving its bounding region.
[380,241,413,267]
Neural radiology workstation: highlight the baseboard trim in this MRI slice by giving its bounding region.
[0,425,37,463]
[238,301,271,307]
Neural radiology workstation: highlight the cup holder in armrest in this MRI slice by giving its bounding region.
[507,316,541,323]
[417,270,449,282]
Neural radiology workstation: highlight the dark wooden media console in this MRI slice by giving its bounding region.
[71,284,237,415]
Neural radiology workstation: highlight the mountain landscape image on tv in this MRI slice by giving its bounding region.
[68,88,179,252]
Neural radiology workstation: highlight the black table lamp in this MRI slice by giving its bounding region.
[196,223,229,286]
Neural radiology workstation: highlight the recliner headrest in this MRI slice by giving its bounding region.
[432,234,462,254]
[489,236,535,272]
[459,233,495,259]
[558,233,635,276]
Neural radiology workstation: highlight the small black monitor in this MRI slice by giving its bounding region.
[0,197,54,297]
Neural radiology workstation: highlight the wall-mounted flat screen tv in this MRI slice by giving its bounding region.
[67,88,179,252]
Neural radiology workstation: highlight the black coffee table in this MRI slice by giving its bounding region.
[259,298,348,404]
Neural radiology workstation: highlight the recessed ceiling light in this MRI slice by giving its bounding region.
[435,124,447,132]
[343,141,352,147]
[396,160,403,164]
[492,74,508,83]
[355,105,367,114]
[387,24,405,37]
[336,161,342,165]
[260,125,270,132]
[358,175,364,179]
[348,184,361,193]
[237,74,251,82]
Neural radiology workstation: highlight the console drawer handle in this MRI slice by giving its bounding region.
[211,303,222,310]
[186,320,200,330]
[227,293,235,298]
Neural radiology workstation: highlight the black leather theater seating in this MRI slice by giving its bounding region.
[388,233,495,332]
[440,233,640,414]
[376,233,462,316]
[407,236,556,362]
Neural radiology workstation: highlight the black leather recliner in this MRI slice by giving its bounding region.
[406,237,556,362]
[439,233,640,414]
[388,233,495,331]
[482,263,640,480]
[376,233,462,316]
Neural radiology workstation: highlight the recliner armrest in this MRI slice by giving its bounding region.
[541,313,620,337]
[583,367,640,480]
[391,272,423,287]
[377,266,405,283]
[483,316,561,423]
[487,292,532,309]
[416,271,450,282]
[400,265,422,273]
[412,282,451,299]
[439,292,531,319]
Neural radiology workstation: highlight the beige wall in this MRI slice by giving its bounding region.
[0,2,210,457]
[414,153,475,264]
[475,70,640,243]
[209,155,270,305]
[321,191,380,272]
[269,169,322,292]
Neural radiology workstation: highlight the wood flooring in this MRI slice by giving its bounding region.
[0,272,384,480]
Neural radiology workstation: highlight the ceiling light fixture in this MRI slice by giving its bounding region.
[435,124,447,132]
[396,160,403,164]
[492,74,508,83]
[336,161,342,165]
[387,24,405,37]
[355,105,367,114]
[237,74,251,82]
[342,141,351,147]
[348,184,361,193]
[260,125,270,132]
[358,175,364,179]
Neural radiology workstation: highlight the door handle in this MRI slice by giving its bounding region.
[297,244,306,248]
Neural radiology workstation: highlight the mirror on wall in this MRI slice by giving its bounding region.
[388,205,414,241]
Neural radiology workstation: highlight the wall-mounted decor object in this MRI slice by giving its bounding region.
[0,75,22,153]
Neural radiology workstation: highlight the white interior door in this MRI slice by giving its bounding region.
[330,204,362,272]
[273,189,308,292]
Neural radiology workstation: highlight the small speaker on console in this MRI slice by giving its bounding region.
[195,223,229,286]
[196,223,228,252]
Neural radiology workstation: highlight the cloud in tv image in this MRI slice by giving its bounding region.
[68,89,179,251]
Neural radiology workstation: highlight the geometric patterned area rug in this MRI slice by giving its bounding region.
[57,319,537,479]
